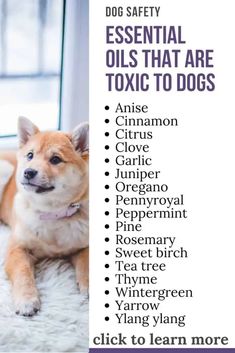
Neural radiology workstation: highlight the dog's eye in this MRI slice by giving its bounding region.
[50,156,62,165]
[27,152,34,161]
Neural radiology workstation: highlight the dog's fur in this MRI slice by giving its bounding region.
[0,117,89,316]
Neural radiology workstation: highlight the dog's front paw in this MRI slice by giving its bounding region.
[79,287,89,300]
[77,281,89,299]
[14,296,41,317]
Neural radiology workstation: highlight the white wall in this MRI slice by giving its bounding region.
[60,0,89,131]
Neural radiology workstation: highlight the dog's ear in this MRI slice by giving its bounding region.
[71,122,89,155]
[18,117,39,147]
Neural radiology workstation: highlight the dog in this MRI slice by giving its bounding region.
[0,117,89,316]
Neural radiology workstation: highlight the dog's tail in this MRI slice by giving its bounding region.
[0,160,15,205]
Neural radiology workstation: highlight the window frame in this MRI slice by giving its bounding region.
[0,0,89,150]
[0,0,69,149]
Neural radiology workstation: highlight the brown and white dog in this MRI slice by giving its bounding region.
[0,117,89,316]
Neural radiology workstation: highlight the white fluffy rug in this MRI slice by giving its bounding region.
[0,225,88,352]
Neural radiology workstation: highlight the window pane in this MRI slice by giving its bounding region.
[6,0,38,73]
[0,0,64,137]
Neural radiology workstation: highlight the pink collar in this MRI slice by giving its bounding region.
[39,202,80,221]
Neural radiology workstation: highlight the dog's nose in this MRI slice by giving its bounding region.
[24,168,38,180]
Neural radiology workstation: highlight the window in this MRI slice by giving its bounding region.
[0,0,64,138]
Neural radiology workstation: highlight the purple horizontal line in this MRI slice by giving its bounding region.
[89,349,235,353]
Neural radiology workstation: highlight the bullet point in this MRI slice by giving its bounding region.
[105,119,109,123]
[105,145,109,150]
[105,158,109,163]
[105,132,109,137]
[105,290,109,295]
[105,303,109,308]
[105,316,110,321]
[105,211,109,216]
[105,264,109,268]
[105,224,109,229]
[105,277,109,282]
[105,185,109,189]
[105,237,110,242]
[105,106,109,110]
[105,172,109,176]
[105,250,109,255]
[105,198,109,203]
